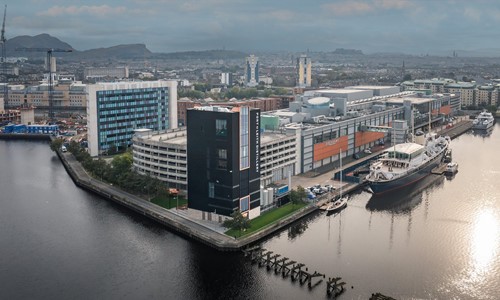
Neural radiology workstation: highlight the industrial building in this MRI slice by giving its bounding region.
[6,79,87,117]
[87,80,177,156]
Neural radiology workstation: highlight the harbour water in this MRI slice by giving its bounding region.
[1,124,499,299]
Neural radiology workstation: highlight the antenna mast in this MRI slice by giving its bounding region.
[1,5,7,107]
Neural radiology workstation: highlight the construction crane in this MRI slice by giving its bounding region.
[1,5,7,107]
[16,47,73,121]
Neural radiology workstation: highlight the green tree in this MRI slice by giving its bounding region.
[50,138,64,152]
[289,185,307,205]
[223,209,250,236]
[403,74,412,81]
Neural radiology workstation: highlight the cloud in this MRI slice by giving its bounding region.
[37,5,127,17]
[322,0,415,16]
[264,10,296,21]
[463,7,481,21]
[323,1,374,16]
[374,0,414,10]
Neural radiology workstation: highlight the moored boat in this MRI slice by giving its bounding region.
[326,197,347,213]
[366,133,450,195]
[472,111,495,130]
[444,162,458,174]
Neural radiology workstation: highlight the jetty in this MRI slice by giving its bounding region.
[243,246,345,297]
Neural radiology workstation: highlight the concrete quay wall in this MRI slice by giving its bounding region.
[56,149,322,251]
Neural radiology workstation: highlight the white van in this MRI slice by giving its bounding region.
[61,145,67,152]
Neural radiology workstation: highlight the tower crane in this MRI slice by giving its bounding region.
[16,47,73,121]
[1,5,7,107]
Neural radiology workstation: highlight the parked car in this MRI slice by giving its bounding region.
[364,149,372,154]
[352,153,360,159]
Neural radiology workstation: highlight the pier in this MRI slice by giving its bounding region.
[243,246,344,297]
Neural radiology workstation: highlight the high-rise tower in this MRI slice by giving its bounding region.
[296,54,312,88]
[245,55,259,87]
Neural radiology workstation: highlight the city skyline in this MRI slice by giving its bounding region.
[6,0,500,55]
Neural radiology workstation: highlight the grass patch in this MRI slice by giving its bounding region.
[151,194,188,209]
[225,202,308,237]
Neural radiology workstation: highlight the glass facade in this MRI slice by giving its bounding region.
[240,106,249,170]
[96,87,170,153]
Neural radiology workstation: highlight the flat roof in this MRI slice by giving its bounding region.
[385,96,434,105]
[347,85,397,90]
[261,132,293,144]
[315,89,370,94]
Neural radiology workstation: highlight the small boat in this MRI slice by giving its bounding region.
[444,162,458,174]
[327,148,348,214]
[326,197,348,213]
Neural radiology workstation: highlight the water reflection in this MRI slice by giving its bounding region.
[450,209,500,300]
[366,174,444,214]
[470,209,499,280]
[471,126,494,138]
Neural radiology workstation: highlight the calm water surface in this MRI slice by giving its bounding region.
[1,124,499,299]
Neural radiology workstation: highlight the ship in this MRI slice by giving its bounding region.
[472,111,495,130]
[365,132,450,195]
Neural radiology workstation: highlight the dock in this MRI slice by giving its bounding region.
[243,246,345,297]
[431,163,447,175]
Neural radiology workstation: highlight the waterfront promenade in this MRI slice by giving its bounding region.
[58,150,320,251]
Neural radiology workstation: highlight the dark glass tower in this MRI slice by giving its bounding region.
[187,106,261,217]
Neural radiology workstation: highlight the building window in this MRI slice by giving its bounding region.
[218,148,227,159]
[216,119,227,136]
[208,182,214,198]
[240,196,250,212]
[217,148,228,170]
[240,107,250,169]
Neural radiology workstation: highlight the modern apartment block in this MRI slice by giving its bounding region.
[402,78,499,107]
[296,54,312,88]
[187,106,261,219]
[220,72,233,86]
[245,55,259,87]
[87,80,177,156]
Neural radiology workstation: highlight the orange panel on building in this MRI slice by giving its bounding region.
[313,136,348,161]
[355,131,385,148]
[432,105,451,115]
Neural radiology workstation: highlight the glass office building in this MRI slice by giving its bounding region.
[87,81,178,156]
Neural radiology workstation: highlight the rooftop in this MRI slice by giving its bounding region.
[392,142,424,155]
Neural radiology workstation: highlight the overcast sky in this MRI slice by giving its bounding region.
[5,0,500,54]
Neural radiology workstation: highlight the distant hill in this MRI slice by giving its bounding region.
[76,44,152,60]
[6,33,245,61]
[154,50,247,60]
[6,33,152,60]
[6,33,74,54]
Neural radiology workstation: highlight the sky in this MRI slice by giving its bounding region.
[5,0,500,55]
